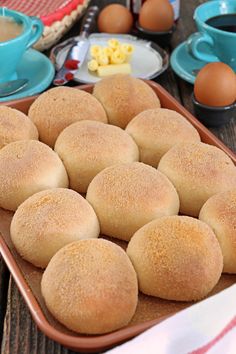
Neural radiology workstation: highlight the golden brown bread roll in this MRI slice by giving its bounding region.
[10,188,100,268]
[41,239,138,334]
[93,74,160,128]
[127,216,223,301]
[126,108,201,167]
[158,142,236,217]
[86,162,179,241]
[0,140,68,211]
[199,189,236,274]
[0,106,38,149]
[55,120,139,193]
[28,87,107,147]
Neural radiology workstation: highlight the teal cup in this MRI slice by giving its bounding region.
[0,8,43,83]
[187,0,236,70]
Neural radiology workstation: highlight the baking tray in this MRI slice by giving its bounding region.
[0,81,235,353]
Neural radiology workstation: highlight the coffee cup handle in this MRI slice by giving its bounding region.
[186,32,219,63]
[26,17,44,49]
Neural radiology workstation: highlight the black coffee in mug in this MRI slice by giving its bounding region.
[206,14,236,33]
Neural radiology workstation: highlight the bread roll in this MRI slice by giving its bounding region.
[86,162,179,241]
[158,142,236,217]
[126,108,201,167]
[199,189,236,274]
[55,120,139,193]
[0,106,38,149]
[10,188,100,268]
[28,87,107,147]
[93,74,160,128]
[0,140,68,210]
[127,216,223,301]
[41,239,138,334]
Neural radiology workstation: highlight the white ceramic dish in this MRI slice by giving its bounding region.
[51,33,169,84]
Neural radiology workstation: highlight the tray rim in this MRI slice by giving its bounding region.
[0,80,235,352]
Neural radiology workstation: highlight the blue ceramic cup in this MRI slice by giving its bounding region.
[0,8,43,83]
[187,0,236,70]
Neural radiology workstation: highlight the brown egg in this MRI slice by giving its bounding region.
[98,4,133,34]
[139,0,174,32]
[194,62,236,106]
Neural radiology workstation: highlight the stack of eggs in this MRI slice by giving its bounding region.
[0,74,235,335]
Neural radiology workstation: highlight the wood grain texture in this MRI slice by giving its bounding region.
[1,0,235,353]
[2,278,78,354]
[0,257,9,347]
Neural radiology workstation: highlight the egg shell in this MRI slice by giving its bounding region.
[139,0,174,32]
[98,4,133,34]
[194,62,236,107]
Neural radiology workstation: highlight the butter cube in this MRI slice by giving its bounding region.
[97,63,131,77]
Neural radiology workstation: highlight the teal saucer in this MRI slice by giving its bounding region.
[0,49,55,102]
[170,41,208,84]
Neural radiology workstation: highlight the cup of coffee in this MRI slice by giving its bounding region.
[187,0,236,70]
[0,7,43,83]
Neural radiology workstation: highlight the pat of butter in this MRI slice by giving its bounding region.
[97,63,131,77]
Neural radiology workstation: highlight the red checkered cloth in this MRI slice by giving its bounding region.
[0,0,85,25]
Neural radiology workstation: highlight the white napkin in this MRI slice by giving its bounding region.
[106,285,236,354]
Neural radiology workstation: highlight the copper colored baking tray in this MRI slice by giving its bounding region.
[0,81,235,353]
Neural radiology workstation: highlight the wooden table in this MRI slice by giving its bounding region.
[0,0,235,353]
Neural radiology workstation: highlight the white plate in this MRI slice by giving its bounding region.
[52,33,169,84]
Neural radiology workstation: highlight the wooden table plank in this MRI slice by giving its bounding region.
[1,0,235,353]
[0,257,9,347]
[1,278,78,354]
